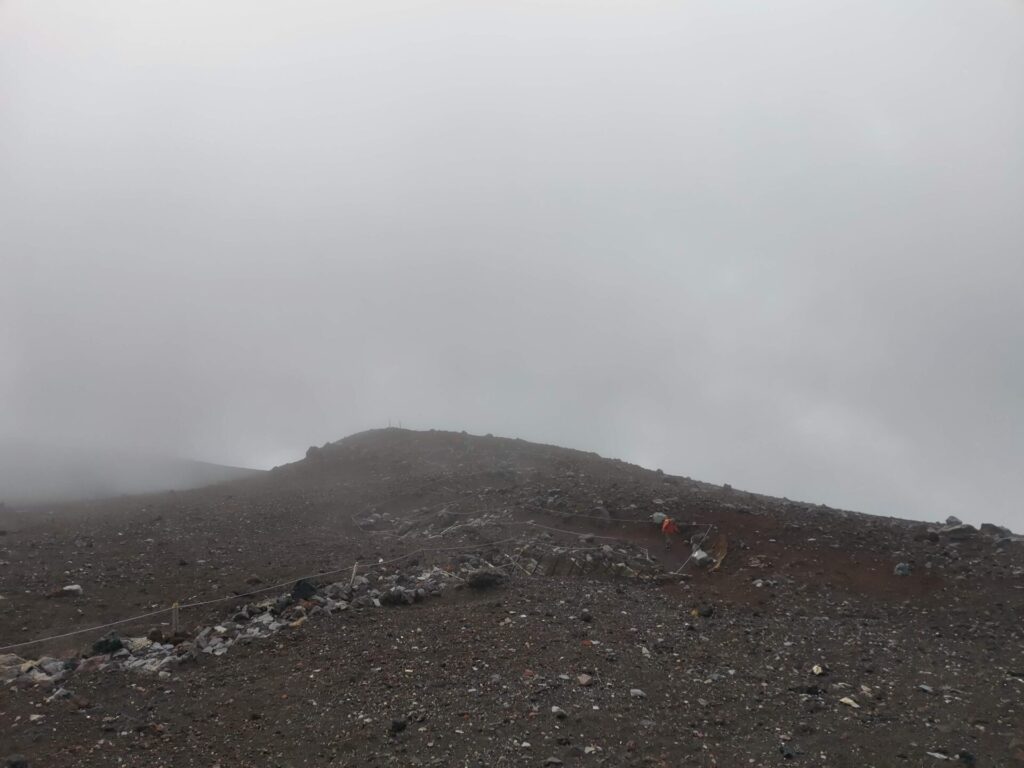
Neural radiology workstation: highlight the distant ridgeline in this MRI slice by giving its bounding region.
[0,442,261,505]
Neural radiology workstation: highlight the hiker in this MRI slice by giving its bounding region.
[661,515,679,548]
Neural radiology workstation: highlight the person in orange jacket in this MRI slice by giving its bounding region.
[661,516,679,548]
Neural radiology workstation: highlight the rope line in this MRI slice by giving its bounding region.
[0,516,714,654]
[0,536,520,653]
[672,524,715,574]
[0,608,174,653]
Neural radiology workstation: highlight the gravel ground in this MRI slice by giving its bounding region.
[2,428,1022,767]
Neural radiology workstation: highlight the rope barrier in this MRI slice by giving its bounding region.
[0,608,174,653]
[0,536,521,653]
[0,515,715,654]
[672,524,715,574]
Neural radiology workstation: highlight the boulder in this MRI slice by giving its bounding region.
[380,587,414,606]
[291,579,318,601]
[980,523,1012,537]
[466,568,508,590]
[92,632,123,655]
[691,549,714,568]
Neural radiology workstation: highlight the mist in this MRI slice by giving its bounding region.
[1,1,1022,527]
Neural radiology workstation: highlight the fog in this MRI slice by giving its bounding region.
[1,1,1022,527]
[0,440,259,505]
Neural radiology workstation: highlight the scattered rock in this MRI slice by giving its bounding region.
[894,562,912,577]
[2,430,1022,766]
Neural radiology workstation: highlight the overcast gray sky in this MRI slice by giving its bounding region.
[1,0,1022,528]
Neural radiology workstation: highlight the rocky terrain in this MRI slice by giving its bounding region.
[1,428,1022,767]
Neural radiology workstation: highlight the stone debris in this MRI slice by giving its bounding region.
[5,551,534,685]
[3,429,1023,766]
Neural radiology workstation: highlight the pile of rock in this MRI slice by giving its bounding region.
[2,555,494,690]
[5,531,697,693]
[511,539,669,580]
[929,516,1021,545]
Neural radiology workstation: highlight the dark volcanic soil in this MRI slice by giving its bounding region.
[1,428,1022,767]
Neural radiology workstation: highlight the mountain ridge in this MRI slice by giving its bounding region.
[0,440,261,505]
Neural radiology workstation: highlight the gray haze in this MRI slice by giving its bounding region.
[0,440,259,504]
[1,1,1022,527]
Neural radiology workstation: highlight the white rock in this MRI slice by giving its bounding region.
[691,549,714,568]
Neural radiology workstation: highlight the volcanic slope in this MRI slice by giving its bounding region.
[1,428,1022,767]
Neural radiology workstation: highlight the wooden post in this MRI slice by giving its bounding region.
[350,563,359,587]
[171,602,180,635]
